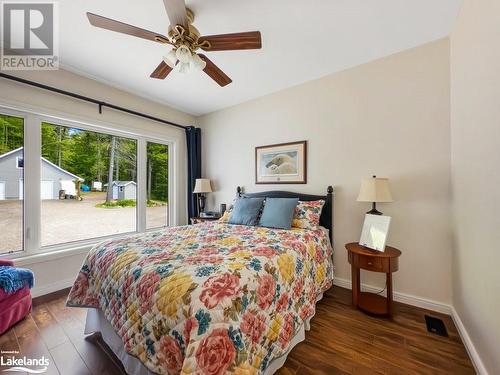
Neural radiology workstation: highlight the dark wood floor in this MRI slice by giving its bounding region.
[0,287,474,375]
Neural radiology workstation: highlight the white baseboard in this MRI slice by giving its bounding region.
[451,307,488,375]
[31,277,74,298]
[333,277,451,314]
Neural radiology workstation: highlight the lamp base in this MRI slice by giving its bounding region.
[198,194,206,213]
[366,202,383,215]
[366,208,383,215]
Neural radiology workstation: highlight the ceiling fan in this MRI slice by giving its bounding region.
[87,0,262,87]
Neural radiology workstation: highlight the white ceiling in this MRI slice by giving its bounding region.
[58,0,461,116]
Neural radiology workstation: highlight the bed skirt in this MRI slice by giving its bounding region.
[84,293,324,375]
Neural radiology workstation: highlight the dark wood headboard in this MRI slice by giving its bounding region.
[236,186,334,244]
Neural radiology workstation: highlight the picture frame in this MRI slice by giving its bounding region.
[359,214,392,252]
[255,140,307,184]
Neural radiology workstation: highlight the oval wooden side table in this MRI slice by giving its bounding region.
[345,242,402,317]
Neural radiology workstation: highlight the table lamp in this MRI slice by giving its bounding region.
[193,178,212,214]
[357,175,393,215]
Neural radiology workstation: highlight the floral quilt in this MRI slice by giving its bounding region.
[67,222,333,375]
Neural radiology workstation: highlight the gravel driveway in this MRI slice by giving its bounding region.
[0,192,168,253]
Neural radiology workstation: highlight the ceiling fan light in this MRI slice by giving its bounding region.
[163,50,177,68]
[178,62,190,74]
[176,45,192,64]
[190,53,206,71]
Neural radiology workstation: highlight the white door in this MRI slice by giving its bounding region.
[112,185,118,200]
[19,179,23,200]
[0,182,5,200]
[19,179,54,199]
[41,180,54,199]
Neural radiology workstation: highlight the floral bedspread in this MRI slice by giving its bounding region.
[67,222,333,375]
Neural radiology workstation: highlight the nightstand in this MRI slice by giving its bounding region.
[345,242,402,317]
[190,216,221,224]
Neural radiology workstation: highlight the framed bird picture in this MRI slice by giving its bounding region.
[255,141,307,184]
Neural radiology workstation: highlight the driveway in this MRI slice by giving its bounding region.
[0,192,168,253]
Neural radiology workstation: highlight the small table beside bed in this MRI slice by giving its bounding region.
[67,186,334,375]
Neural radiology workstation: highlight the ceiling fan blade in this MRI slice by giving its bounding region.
[198,31,262,51]
[198,54,232,87]
[162,0,189,30]
[150,61,173,79]
[87,12,169,43]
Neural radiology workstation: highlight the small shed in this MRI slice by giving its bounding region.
[105,181,137,200]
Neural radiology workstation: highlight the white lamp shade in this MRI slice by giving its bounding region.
[191,53,207,71]
[176,45,192,64]
[193,179,212,193]
[177,62,190,73]
[357,177,393,202]
[163,50,178,68]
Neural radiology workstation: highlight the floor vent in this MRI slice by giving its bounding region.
[424,315,448,337]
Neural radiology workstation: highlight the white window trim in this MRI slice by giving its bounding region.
[144,139,172,230]
[0,107,29,255]
[16,156,24,169]
[0,102,177,261]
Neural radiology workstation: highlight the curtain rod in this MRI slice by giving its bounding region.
[0,73,190,130]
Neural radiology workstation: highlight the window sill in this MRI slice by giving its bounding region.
[9,228,165,267]
[12,244,92,267]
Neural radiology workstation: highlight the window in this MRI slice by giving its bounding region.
[0,114,24,255]
[16,156,24,169]
[146,141,169,229]
[0,105,174,257]
[40,122,137,247]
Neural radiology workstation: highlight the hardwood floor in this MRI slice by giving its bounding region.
[0,287,474,375]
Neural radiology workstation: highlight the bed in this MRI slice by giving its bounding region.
[67,186,334,375]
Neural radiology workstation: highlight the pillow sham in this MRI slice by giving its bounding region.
[228,198,265,226]
[292,200,325,230]
[259,197,299,229]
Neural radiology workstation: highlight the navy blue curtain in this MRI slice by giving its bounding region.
[186,126,202,219]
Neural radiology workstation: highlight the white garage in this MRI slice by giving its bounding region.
[0,147,84,200]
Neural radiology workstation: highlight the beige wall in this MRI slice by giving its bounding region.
[0,69,195,296]
[451,0,500,373]
[199,39,452,305]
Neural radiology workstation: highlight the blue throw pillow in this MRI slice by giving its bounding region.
[228,198,265,226]
[259,197,299,229]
